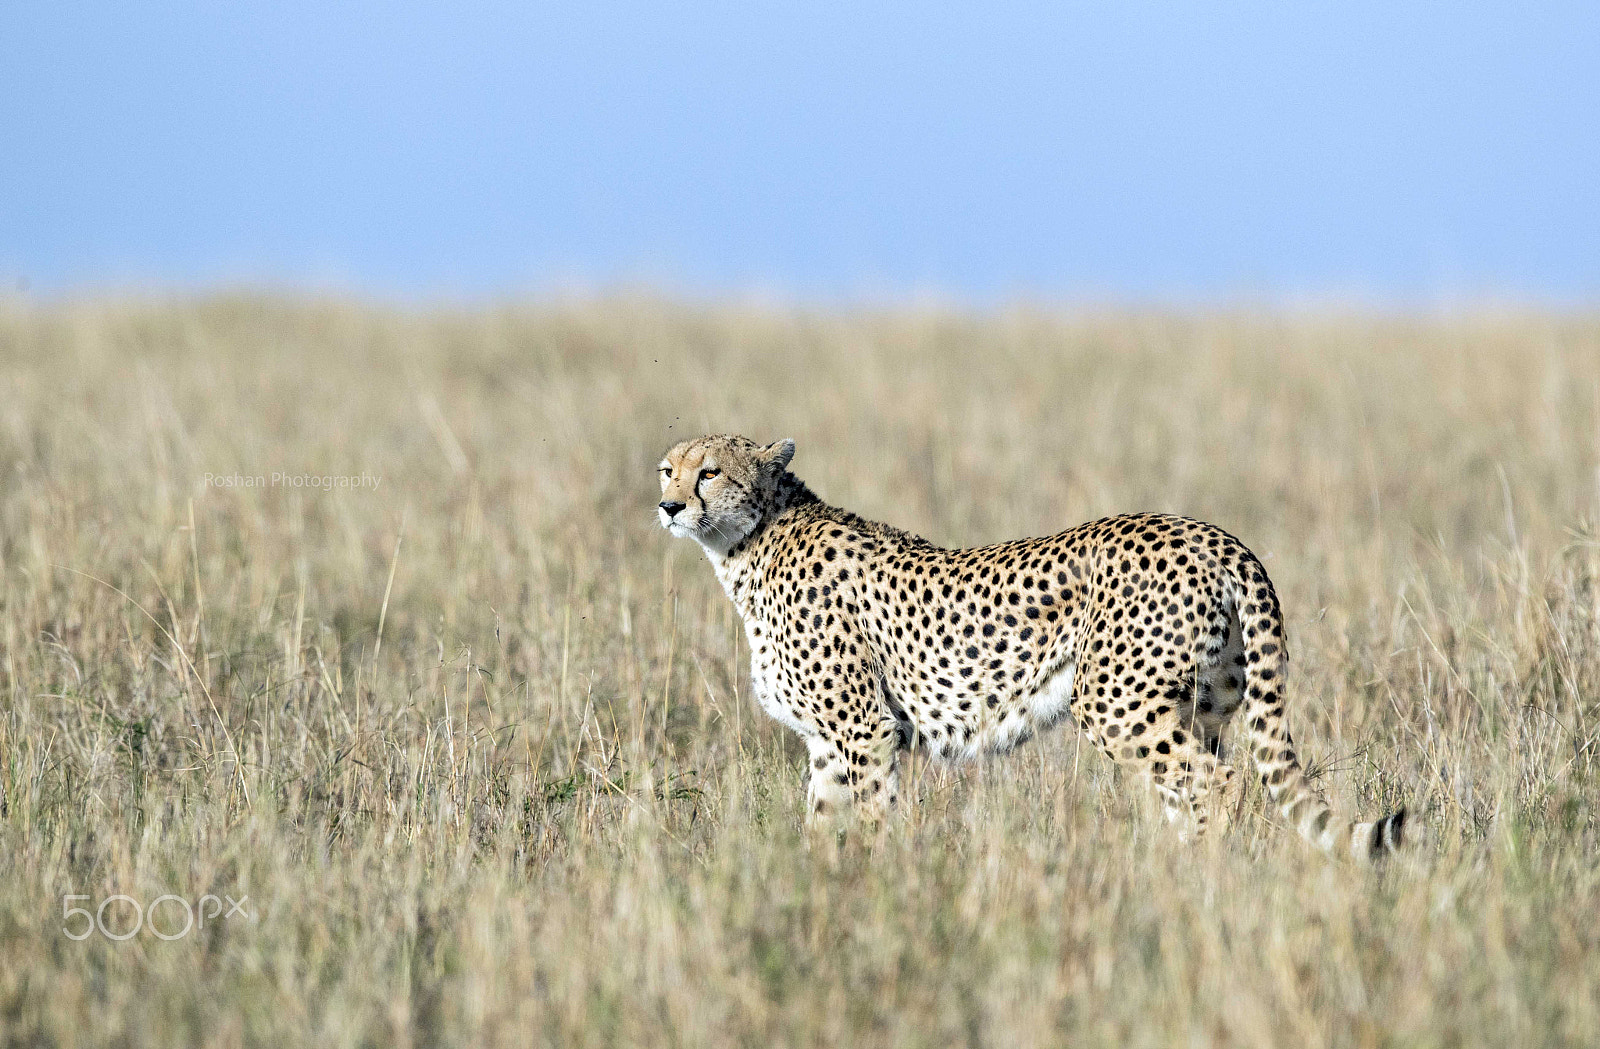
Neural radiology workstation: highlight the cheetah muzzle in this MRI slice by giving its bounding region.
[657,434,1406,861]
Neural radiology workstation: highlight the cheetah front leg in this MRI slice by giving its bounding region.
[804,736,854,825]
[803,722,901,830]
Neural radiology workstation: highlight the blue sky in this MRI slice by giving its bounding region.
[2,1,1596,302]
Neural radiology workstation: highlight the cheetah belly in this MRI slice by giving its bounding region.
[1026,658,1078,733]
[955,659,1077,760]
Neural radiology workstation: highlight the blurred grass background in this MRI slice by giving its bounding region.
[1,296,1599,1046]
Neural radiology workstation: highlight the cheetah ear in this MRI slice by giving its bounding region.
[762,438,796,473]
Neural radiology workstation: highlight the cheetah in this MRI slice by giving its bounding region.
[657,434,1405,860]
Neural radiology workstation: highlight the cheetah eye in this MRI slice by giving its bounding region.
[699,469,720,481]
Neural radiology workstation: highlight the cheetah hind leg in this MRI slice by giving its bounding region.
[1155,755,1246,844]
[1075,675,1246,843]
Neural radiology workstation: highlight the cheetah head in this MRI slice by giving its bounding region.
[657,434,796,556]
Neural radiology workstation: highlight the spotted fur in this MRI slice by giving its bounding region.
[658,434,1405,860]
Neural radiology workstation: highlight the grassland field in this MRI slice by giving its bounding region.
[2,296,1599,1047]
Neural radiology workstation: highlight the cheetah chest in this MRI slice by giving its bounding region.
[744,620,817,739]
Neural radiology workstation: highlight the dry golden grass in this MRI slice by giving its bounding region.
[2,296,1599,1047]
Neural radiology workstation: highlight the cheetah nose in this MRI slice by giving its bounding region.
[659,500,687,517]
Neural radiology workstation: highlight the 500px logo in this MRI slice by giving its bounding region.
[62,893,255,941]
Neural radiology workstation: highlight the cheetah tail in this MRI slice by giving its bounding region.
[1229,559,1406,862]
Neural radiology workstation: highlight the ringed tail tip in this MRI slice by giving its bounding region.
[1368,806,1407,860]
